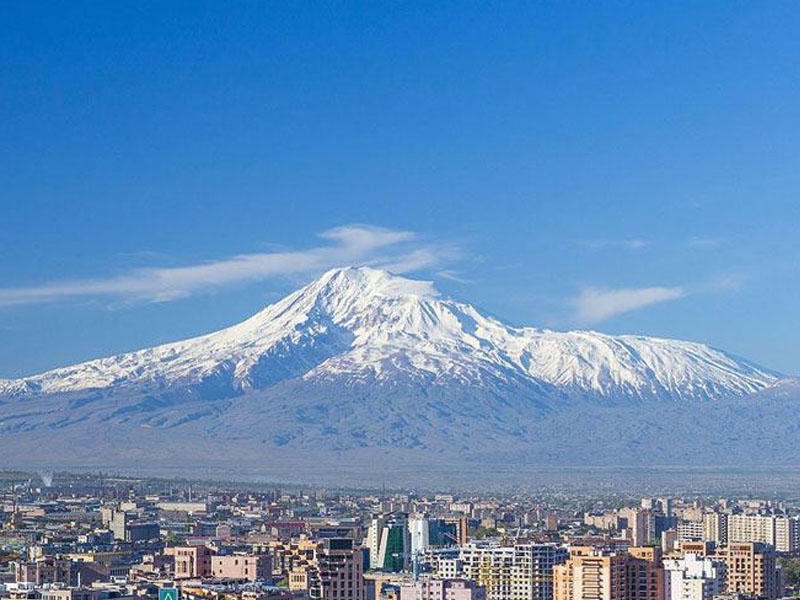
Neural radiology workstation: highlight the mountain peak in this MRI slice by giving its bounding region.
[309,266,439,301]
[0,267,793,478]
[0,267,783,404]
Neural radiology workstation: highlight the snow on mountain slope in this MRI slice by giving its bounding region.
[0,267,783,403]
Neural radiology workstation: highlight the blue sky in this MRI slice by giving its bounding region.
[1,2,799,377]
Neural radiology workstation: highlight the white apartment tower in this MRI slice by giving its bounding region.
[663,553,725,600]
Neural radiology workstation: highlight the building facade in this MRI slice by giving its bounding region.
[663,553,725,600]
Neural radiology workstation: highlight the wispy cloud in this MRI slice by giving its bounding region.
[686,236,725,248]
[581,238,650,251]
[573,286,685,323]
[0,224,454,308]
[695,272,749,294]
[435,269,473,284]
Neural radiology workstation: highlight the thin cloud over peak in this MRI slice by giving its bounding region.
[573,285,686,323]
[0,225,452,309]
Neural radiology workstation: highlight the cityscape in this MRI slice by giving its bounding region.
[2,472,800,600]
[2,3,799,600]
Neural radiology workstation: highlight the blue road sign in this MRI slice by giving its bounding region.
[159,588,179,600]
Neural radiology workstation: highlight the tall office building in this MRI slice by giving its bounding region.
[409,518,430,556]
[409,517,463,556]
[367,514,410,572]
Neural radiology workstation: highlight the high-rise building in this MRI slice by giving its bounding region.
[553,546,663,600]
[409,518,463,556]
[626,547,663,600]
[676,521,705,542]
[409,518,430,556]
[703,513,728,545]
[663,553,725,600]
[713,542,779,600]
[457,543,568,600]
[367,514,410,572]
[289,538,365,600]
[726,515,799,553]
[661,530,677,554]
[553,547,627,600]
[100,507,128,541]
[619,509,653,547]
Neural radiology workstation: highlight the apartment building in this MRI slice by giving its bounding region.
[457,543,568,600]
[552,547,628,600]
[552,546,663,600]
[627,547,663,600]
[663,553,725,600]
[727,515,799,553]
[287,538,364,600]
[399,578,486,600]
[713,542,779,600]
[702,513,728,544]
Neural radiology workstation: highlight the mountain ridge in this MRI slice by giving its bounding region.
[0,266,783,402]
[1,266,796,484]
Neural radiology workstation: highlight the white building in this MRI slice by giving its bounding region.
[400,578,485,600]
[663,553,725,600]
[366,514,410,572]
[409,518,430,556]
[676,520,705,542]
[454,543,568,600]
[727,514,799,553]
[702,512,728,544]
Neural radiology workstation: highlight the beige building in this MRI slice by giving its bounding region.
[286,538,364,600]
[713,542,778,600]
[553,547,627,600]
[211,554,271,581]
[171,544,213,579]
[626,547,663,600]
[269,538,319,579]
[676,541,779,600]
[703,513,728,544]
[552,546,663,600]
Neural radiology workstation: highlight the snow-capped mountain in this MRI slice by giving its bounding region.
[0,266,781,401]
[0,266,795,483]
